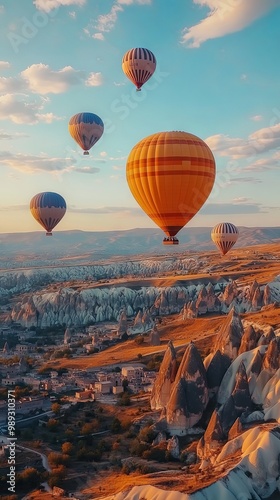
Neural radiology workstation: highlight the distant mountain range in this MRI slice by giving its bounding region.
[0,226,279,261]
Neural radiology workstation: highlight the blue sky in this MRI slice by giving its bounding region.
[0,0,280,234]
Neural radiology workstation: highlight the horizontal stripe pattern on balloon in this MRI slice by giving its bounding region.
[30,192,66,235]
[211,222,239,255]
[68,112,104,154]
[126,131,216,241]
[122,48,156,90]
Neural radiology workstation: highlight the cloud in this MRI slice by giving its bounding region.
[21,64,89,94]
[85,72,103,87]
[68,205,142,215]
[206,123,280,159]
[200,202,265,215]
[232,197,252,203]
[0,130,28,140]
[0,61,10,70]
[0,151,76,174]
[33,0,86,13]
[0,76,25,93]
[0,5,4,13]
[95,4,123,33]
[92,32,105,41]
[245,152,280,171]
[227,176,262,184]
[250,115,263,121]
[0,94,62,124]
[74,166,100,174]
[87,0,151,39]
[181,0,280,48]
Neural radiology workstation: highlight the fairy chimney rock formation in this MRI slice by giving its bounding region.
[251,286,263,311]
[150,340,177,410]
[231,361,252,413]
[165,342,209,435]
[228,417,243,441]
[197,409,225,460]
[263,284,272,306]
[214,307,244,360]
[222,281,239,306]
[149,325,161,346]
[238,324,260,354]
[205,349,231,397]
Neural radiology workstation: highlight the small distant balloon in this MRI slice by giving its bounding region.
[122,48,156,91]
[68,112,104,155]
[211,222,239,255]
[30,192,67,236]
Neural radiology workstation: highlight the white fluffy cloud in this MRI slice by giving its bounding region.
[206,123,280,159]
[0,130,28,140]
[95,4,123,33]
[0,64,103,96]
[21,64,88,94]
[181,0,280,47]
[200,202,264,214]
[33,0,86,12]
[250,115,263,122]
[85,72,103,87]
[0,94,61,124]
[0,151,76,174]
[92,32,105,41]
[245,152,280,171]
[0,61,10,70]
[0,77,25,93]
[86,0,151,39]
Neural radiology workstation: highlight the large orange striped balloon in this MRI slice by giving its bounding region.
[126,131,216,244]
[122,48,156,91]
[211,222,239,255]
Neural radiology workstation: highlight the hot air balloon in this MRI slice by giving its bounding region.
[211,222,239,255]
[30,192,66,236]
[126,131,216,245]
[122,48,156,91]
[68,112,104,155]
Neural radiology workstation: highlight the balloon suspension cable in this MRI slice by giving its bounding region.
[83,151,89,155]
[46,232,53,236]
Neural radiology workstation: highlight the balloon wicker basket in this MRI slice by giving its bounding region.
[163,238,179,245]
[46,232,52,236]
[83,151,89,155]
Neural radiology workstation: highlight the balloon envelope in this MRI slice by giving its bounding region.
[30,192,67,235]
[122,48,156,91]
[126,131,216,244]
[211,222,239,255]
[68,112,104,155]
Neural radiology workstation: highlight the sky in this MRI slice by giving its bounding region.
[0,0,280,234]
